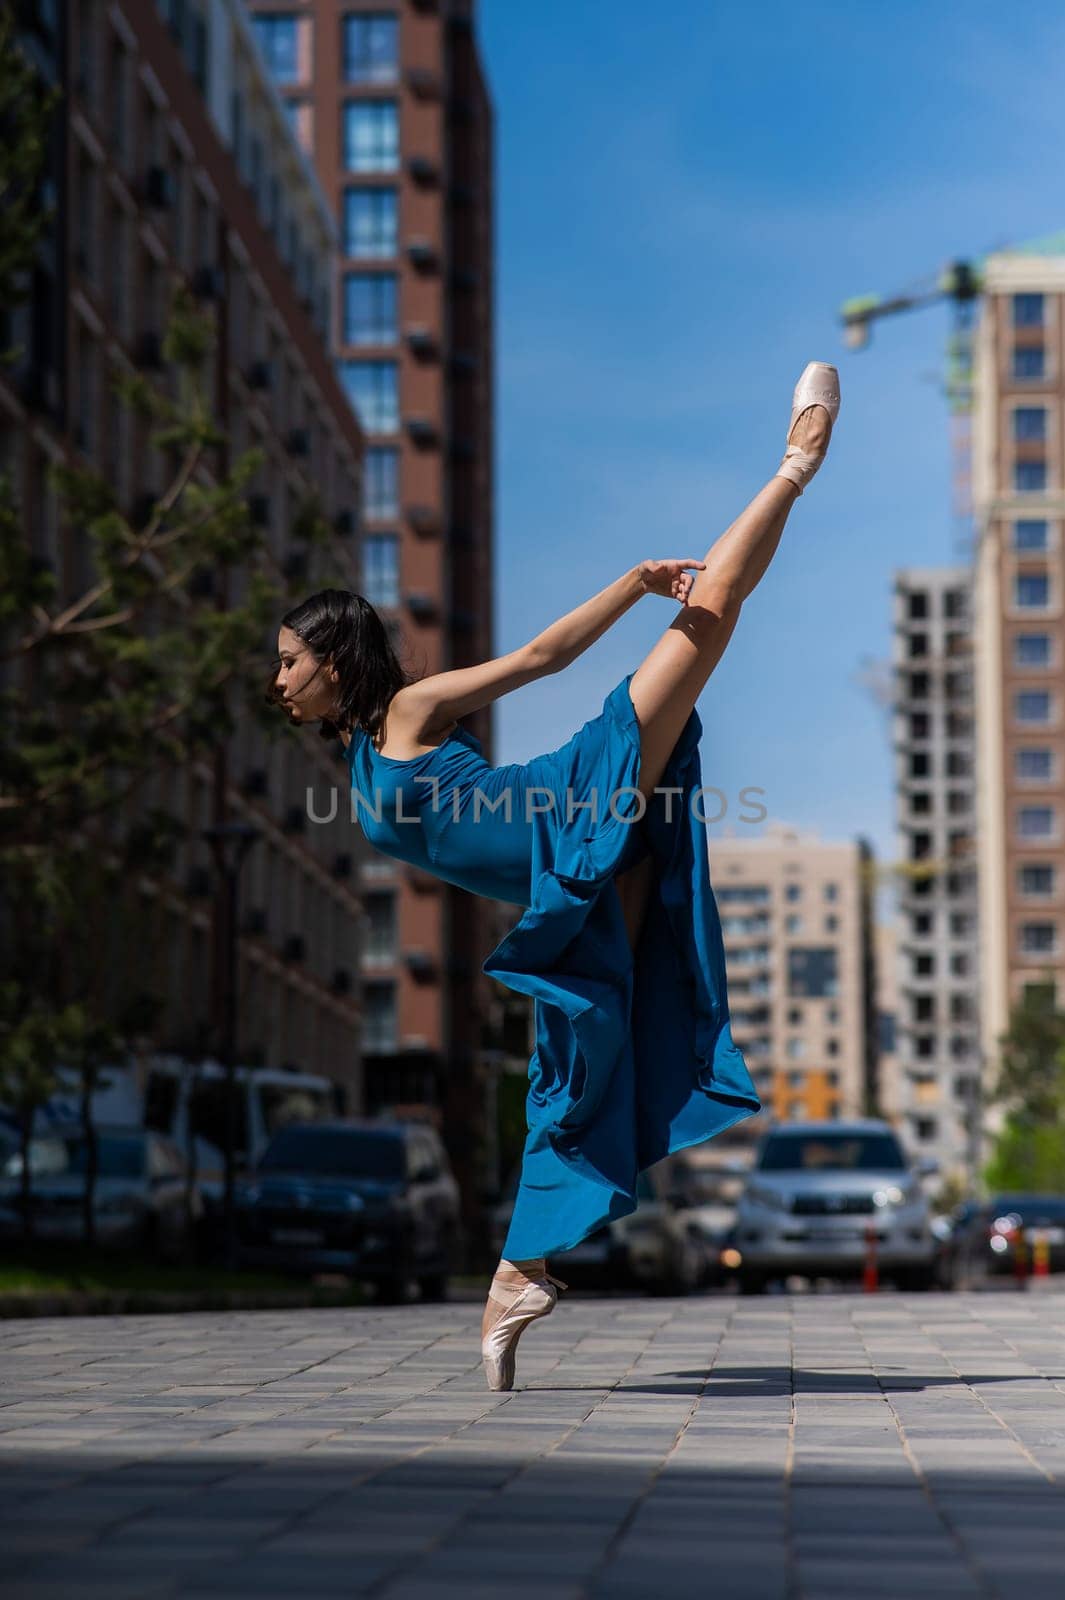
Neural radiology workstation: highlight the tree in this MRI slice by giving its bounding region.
[984,981,1065,1196]
[0,20,333,1243]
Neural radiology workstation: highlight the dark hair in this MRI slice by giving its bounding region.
[265,589,413,742]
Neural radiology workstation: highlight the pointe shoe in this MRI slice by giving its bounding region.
[481,1270,568,1392]
[775,361,841,495]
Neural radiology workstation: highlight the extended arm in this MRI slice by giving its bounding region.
[396,559,704,732]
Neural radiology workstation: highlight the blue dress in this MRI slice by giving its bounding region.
[346,671,762,1259]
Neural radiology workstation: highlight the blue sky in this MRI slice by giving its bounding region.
[475,0,1065,871]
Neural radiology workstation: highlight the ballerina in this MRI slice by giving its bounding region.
[268,361,840,1389]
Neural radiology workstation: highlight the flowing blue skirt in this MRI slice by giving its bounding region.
[484,672,762,1259]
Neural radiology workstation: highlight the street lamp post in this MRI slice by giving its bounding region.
[202,820,260,1270]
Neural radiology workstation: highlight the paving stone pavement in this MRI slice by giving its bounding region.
[2,1289,1065,1599]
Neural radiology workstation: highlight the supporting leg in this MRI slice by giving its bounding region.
[481,1255,546,1339]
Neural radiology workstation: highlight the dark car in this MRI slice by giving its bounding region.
[233,1119,461,1302]
[938,1193,1065,1288]
[0,1126,198,1258]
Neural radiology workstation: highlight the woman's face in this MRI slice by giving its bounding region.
[275,626,339,723]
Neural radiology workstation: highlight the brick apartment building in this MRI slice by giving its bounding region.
[244,1,499,1186]
[973,247,1065,1084]
[1,0,369,1102]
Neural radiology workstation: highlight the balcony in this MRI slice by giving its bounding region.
[407,155,440,187]
[406,503,440,537]
[407,238,439,273]
[405,591,439,623]
[404,947,438,981]
[406,66,442,99]
[405,323,439,360]
[405,415,440,449]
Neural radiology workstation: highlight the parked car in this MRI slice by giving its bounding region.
[0,1126,199,1258]
[234,1119,461,1302]
[937,1193,1065,1288]
[729,1120,938,1293]
[490,1157,708,1295]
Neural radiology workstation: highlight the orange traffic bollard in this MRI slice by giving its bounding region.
[1013,1225,1029,1287]
[1032,1229,1050,1279]
[863,1220,879,1293]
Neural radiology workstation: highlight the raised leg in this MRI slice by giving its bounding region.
[629,402,830,803]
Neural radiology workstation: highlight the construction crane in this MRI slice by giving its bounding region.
[841,259,982,553]
[840,232,1065,550]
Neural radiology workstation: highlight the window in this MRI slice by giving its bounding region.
[1014,519,1049,551]
[1015,572,1050,608]
[343,102,399,173]
[1015,632,1051,667]
[825,914,838,933]
[342,13,399,83]
[785,914,803,934]
[362,980,396,1051]
[784,883,802,902]
[364,446,399,519]
[907,593,928,620]
[1015,461,1048,494]
[823,883,839,902]
[787,1006,803,1025]
[362,890,396,962]
[339,359,398,432]
[1014,407,1047,442]
[343,188,398,258]
[1013,293,1045,328]
[911,752,930,778]
[1018,805,1055,839]
[786,1038,805,1060]
[914,1117,937,1142]
[913,912,933,935]
[787,947,838,999]
[363,533,400,607]
[1014,690,1052,724]
[786,1068,804,1087]
[910,791,931,815]
[910,712,930,739]
[1019,863,1054,897]
[914,955,935,980]
[943,589,966,620]
[909,671,929,699]
[1016,748,1053,782]
[1021,922,1057,956]
[251,14,300,83]
[1013,346,1046,381]
[826,1039,839,1058]
[908,633,928,658]
[950,951,970,978]
[342,272,397,345]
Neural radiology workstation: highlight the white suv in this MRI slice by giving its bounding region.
[733,1119,937,1293]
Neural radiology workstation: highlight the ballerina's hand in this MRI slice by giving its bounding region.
[636,558,707,605]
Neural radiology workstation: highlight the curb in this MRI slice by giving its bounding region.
[0,1285,364,1319]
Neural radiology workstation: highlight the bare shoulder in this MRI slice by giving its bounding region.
[375,685,458,760]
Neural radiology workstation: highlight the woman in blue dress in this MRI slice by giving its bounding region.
[268,363,839,1389]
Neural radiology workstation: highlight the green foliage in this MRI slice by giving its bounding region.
[985,1114,1065,1195]
[0,28,311,1145]
[984,983,1065,1195]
